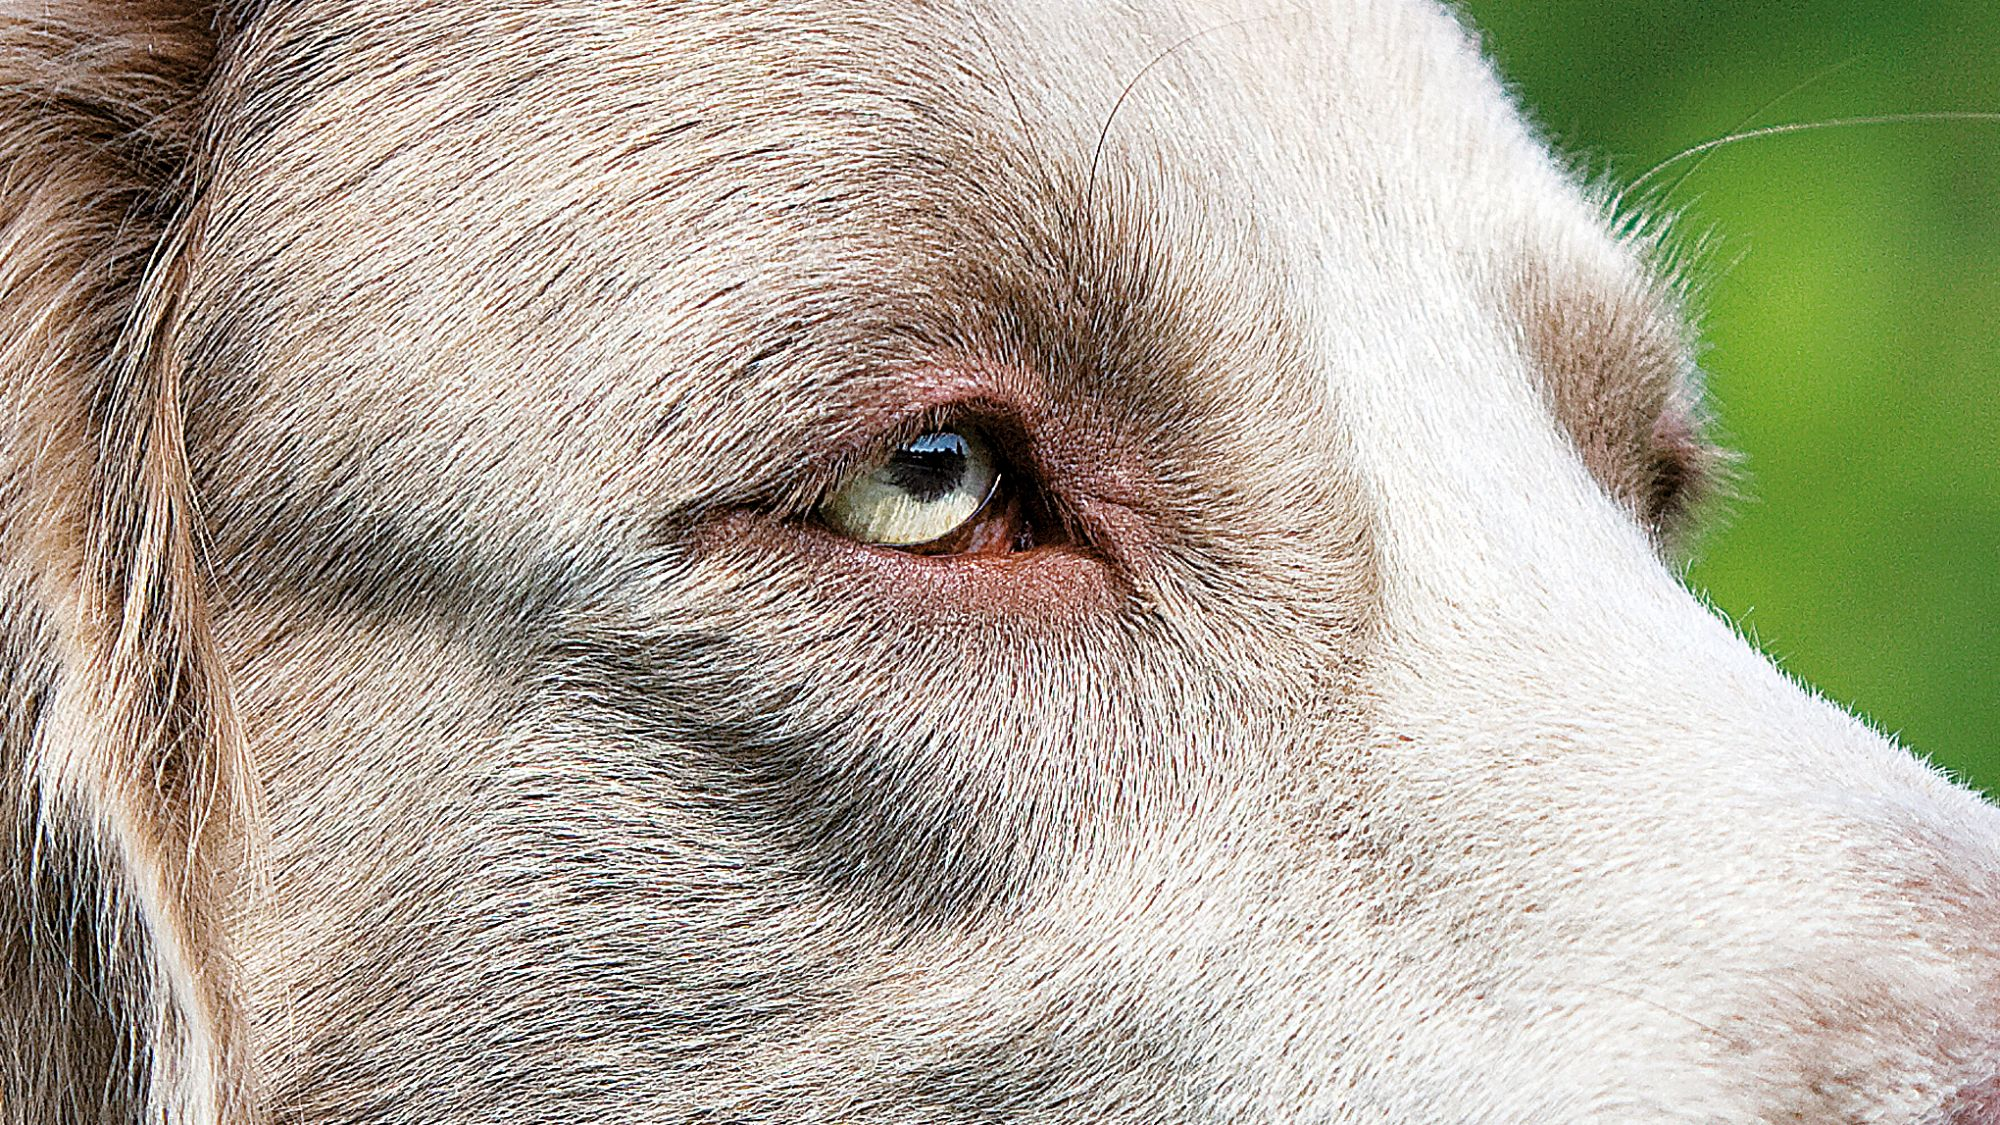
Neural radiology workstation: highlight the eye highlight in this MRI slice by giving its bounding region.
[821,429,1002,548]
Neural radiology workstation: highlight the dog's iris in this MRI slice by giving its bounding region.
[821,430,1001,548]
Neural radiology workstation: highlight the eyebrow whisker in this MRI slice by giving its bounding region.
[1082,11,1295,218]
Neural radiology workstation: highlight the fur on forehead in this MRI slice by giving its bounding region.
[174,0,1684,579]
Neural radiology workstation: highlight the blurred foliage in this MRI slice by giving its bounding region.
[1456,1,1999,793]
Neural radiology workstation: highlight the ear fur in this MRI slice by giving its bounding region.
[0,5,256,1122]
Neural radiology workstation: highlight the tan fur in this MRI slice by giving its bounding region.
[2,5,253,1119]
[1509,248,1719,537]
[4,2,1998,1122]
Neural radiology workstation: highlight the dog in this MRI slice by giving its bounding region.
[3,0,1997,1121]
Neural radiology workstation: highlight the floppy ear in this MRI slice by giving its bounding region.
[1,5,257,1121]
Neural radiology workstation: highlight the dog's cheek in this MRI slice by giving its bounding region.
[524,529,1316,925]
[534,582,1111,919]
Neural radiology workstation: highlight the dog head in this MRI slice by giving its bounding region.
[4,1,1997,1121]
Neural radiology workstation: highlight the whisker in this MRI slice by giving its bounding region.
[1082,11,1293,217]
[1630,111,2000,199]
[1656,56,1862,204]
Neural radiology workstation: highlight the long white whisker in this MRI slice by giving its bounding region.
[1657,56,1861,202]
[1629,111,2000,198]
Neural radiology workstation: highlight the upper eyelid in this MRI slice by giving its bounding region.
[749,398,1032,521]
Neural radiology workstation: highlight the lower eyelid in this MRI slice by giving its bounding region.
[907,478,1023,556]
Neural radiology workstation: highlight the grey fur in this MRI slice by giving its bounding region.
[4,2,1998,1123]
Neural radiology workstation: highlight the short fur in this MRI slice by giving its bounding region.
[3,2,1997,1122]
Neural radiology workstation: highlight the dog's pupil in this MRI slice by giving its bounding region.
[884,433,970,503]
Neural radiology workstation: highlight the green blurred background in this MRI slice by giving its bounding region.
[1455,1,1998,794]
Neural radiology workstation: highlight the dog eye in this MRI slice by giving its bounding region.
[820,430,1003,548]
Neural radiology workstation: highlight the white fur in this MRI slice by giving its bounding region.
[4,1,1997,1121]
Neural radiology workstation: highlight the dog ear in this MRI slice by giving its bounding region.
[1,5,258,1121]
